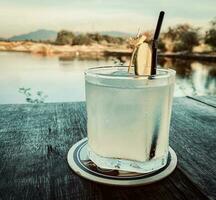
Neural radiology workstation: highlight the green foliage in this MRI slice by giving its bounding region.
[174,31,199,52]
[55,30,75,45]
[158,39,166,51]
[205,17,216,50]
[55,31,125,46]
[164,24,200,52]
[99,34,124,44]
[86,33,104,42]
[86,33,124,44]
[73,34,92,45]
[19,87,48,104]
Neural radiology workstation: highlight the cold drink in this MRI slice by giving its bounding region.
[85,66,175,173]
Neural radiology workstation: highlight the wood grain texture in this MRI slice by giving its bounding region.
[170,97,216,200]
[0,96,215,200]
[187,95,216,108]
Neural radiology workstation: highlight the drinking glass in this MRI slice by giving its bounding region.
[85,66,175,173]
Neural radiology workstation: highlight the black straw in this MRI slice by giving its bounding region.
[151,11,165,75]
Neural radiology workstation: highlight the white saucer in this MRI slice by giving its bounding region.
[67,138,177,186]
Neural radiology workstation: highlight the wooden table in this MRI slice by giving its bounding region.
[0,96,215,200]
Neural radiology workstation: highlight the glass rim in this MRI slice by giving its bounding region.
[85,66,176,80]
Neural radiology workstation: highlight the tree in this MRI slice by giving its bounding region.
[158,38,166,51]
[205,17,216,50]
[87,33,103,42]
[55,30,75,45]
[72,34,92,45]
[163,24,200,52]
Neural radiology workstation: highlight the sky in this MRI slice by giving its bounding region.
[0,0,215,38]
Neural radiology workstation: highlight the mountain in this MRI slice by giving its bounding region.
[6,30,133,42]
[9,29,58,41]
[99,31,134,38]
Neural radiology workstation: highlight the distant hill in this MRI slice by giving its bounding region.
[6,29,133,42]
[9,29,58,41]
[99,31,133,38]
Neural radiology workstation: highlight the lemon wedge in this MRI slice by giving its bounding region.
[135,42,152,76]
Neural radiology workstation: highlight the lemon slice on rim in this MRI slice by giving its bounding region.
[135,42,152,76]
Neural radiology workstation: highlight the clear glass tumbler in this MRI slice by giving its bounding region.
[85,66,175,173]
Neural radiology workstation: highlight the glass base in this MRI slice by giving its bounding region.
[87,145,168,173]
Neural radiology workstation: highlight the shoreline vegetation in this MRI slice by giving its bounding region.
[0,41,216,62]
[0,20,216,62]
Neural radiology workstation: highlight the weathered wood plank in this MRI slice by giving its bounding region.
[170,97,216,200]
[0,96,215,200]
[187,95,216,108]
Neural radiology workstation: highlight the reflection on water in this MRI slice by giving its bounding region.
[0,52,215,104]
[159,58,216,96]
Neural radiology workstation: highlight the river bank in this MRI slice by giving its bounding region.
[0,41,129,57]
[0,41,216,62]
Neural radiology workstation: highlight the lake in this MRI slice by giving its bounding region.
[0,51,215,104]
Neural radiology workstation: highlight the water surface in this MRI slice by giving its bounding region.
[0,52,215,104]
